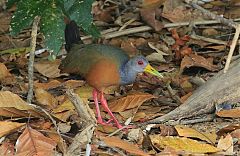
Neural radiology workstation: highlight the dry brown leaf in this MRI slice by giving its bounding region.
[0,91,33,110]
[180,54,219,73]
[0,13,11,33]
[0,107,33,117]
[140,8,163,32]
[64,80,85,89]
[146,42,168,63]
[175,125,217,144]
[217,124,240,136]
[0,63,16,85]
[120,39,138,57]
[202,28,219,36]
[180,92,192,102]
[47,131,67,153]
[109,92,155,112]
[97,125,118,133]
[216,108,240,118]
[35,88,58,109]
[34,59,61,78]
[53,110,75,122]
[101,136,150,156]
[224,7,240,18]
[52,101,75,113]
[0,121,25,137]
[34,80,61,90]
[0,63,12,80]
[162,1,203,22]
[150,135,220,154]
[16,126,57,156]
[0,142,15,156]
[53,85,93,115]
[231,129,240,144]
[217,134,234,155]
[142,0,166,8]
[119,107,139,120]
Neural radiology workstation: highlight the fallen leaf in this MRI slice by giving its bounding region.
[150,135,220,154]
[101,136,150,156]
[180,54,219,73]
[217,124,240,136]
[64,80,85,89]
[140,8,163,31]
[216,108,240,118]
[162,1,203,22]
[231,129,240,144]
[175,125,217,144]
[35,80,62,90]
[202,28,219,37]
[16,126,57,156]
[47,130,67,153]
[0,91,33,110]
[142,0,166,8]
[109,92,155,112]
[0,121,25,137]
[53,110,75,122]
[35,88,58,109]
[0,142,15,156]
[217,134,234,155]
[0,63,12,80]
[0,63,16,85]
[146,42,168,62]
[34,59,61,78]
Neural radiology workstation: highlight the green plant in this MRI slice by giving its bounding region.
[7,0,100,57]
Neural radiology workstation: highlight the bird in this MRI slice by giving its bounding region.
[60,21,163,129]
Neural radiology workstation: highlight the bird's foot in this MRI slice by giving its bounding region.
[98,118,134,130]
[97,118,113,126]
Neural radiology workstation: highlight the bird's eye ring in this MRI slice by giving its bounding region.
[137,60,143,65]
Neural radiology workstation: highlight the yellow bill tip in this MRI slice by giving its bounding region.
[144,64,163,78]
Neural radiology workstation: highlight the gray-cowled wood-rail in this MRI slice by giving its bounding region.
[60,21,163,129]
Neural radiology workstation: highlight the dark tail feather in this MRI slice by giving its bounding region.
[64,20,83,52]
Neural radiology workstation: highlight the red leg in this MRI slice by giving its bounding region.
[92,89,105,124]
[99,91,124,129]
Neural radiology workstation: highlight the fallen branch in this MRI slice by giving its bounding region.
[146,58,240,124]
[80,18,240,40]
[66,89,96,125]
[27,16,40,103]
[185,0,240,73]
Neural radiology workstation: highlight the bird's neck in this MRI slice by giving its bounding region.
[119,61,138,85]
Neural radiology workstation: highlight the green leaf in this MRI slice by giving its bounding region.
[6,0,20,9]
[67,0,100,37]
[10,0,47,35]
[41,3,65,55]
[63,0,75,12]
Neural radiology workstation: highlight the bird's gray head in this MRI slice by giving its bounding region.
[120,55,162,85]
[128,55,149,72]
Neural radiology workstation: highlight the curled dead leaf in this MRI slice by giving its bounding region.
[109,92,156,112]
[180,54,219,73]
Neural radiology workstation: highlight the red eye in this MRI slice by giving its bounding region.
[137,60,143,65]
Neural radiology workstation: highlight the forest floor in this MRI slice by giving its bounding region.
[0,0,240,155]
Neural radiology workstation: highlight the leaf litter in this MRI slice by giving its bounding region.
[0,0,240,155]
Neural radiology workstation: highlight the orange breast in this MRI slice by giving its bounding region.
[85,59,120,91]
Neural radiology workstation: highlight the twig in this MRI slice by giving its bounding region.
[166,82,182,105]
[185,0,238,28]
[79,18,240,41]
[27,16,40,103]
[190,34,228,45]
[28,103,58,131]
[178,114,215,125]
[224,25,240,73]
[66,89,96,125]
[184,0,240,73]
